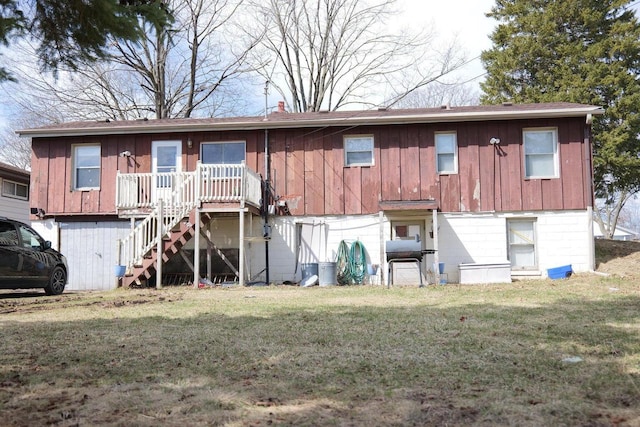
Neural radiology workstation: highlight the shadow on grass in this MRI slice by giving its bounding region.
[1,293,639,426]
[0,290,47,299]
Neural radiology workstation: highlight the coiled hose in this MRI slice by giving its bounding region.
[336,240,367,285]
[349,240,367,285]
[336,240,351,285]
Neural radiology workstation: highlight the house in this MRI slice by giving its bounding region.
[593,224,639,241]
[0,161,30,223]
[18,102,604,290]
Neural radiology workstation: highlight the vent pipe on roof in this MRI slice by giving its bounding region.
[440,104,451,110]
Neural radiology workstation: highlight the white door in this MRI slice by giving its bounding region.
[152,140,182,202]
[390,222,424,285]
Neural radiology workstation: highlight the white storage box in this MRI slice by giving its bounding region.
[459,262,512,284]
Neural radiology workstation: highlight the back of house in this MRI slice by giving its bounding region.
[19,102,603,290]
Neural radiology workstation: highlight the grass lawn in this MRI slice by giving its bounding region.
[1,275,639,426]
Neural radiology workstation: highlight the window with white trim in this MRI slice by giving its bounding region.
[523,128,558,178]
[344,135,374,166]
[201,141,246,177]
[73,145,101,190]
[435,132,457,174]
[507,219,537,270]
[2,179,29,200]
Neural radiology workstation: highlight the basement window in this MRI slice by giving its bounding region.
[2,179,29,200]
[344,135,374,167]
[73,144,101,190]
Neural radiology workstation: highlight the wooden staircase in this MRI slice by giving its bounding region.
[116,163,264,287]
[121,210,211,287]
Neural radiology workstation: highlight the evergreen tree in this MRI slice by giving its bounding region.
[0,0,170,81]
[481,0,640,238]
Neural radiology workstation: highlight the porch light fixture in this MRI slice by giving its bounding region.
[489,137,501,145]
[187,138,193,149]
[30,207,45,218]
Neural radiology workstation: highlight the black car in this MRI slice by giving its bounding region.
[0,217,68,295]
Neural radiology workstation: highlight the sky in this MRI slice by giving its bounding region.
[0,0,497,130]
[396,0,496,85]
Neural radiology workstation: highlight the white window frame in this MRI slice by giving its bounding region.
[523,127,559,179]
[73,144,101,190]
[201,141,246,177]
[200,141,246,165]
[1,179,29,200]
[507,218,537,270]
[344,135,374,167]
[435,131,458,174]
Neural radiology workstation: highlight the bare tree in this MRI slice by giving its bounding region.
[0,111,47,170]
[394,80,480,109]
[249,0,466,112]
[3,0,259,121]
[594,190,635,240]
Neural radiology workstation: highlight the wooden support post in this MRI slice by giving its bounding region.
[193,208,201,287]
[239,208,245,286]
[433,209,439,285]
[156,199,163,290]
[379,211,384,286]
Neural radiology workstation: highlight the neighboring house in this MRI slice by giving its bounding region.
[18,102,604,290]
[593,224,639,241]
[0,161,30,223]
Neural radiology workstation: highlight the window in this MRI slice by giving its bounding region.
[507,219,537,270]
[2,179,29,200]
[523,128,558,178]
[73,145,101,189]
[344,135,374,166]
[201,141,246,176]
[435,132,457,174]
[17,224,42,249]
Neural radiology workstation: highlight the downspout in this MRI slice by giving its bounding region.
[263,81,271,285]
[264,128,270,285]
[584,114,595,271]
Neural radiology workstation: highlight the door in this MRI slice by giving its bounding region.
[390,221,424,285]
[152,140,182,202]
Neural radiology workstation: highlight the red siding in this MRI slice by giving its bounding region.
[30,117,592,218]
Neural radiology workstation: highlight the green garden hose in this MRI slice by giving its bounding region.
[336,240,368,285]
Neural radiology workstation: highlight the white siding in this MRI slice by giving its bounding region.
[59,221,131,291]
[439,210,592,281]
[42,209,593,289]
[0,187,29,223]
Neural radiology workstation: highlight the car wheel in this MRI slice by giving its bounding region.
[44,266,66,295]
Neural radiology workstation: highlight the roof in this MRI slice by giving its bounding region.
[0,161,30,183]
[17,102,604,138]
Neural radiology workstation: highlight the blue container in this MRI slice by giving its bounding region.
[547,264,572,280]
[114,265,126,277]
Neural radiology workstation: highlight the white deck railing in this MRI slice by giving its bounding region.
[116,162,262,211]
[116,163,263,273]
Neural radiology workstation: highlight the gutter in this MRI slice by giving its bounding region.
[17,106,605,138]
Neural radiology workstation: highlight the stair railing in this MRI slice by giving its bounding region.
[120,171,198,271]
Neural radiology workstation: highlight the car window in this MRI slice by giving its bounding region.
[0,221,19,246]
[18,225,43,250]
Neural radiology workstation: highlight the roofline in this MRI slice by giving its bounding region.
[17,105,605,138]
